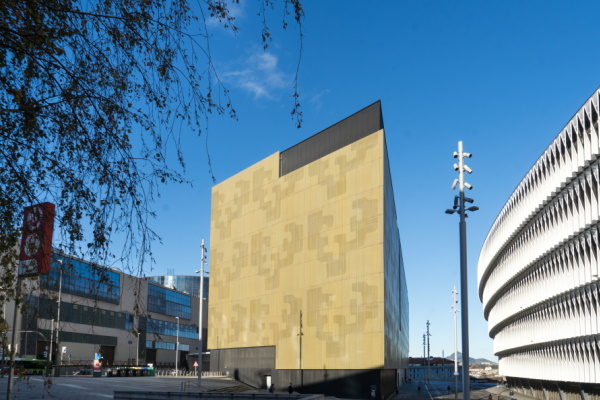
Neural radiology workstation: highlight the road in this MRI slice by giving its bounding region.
[0,375,527,400]
[0,375,244,400]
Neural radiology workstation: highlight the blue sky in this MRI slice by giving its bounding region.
[139,1,600,362]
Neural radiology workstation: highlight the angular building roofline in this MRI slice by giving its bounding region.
[280,100,383,176]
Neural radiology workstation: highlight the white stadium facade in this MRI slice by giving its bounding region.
[478,88,600,400]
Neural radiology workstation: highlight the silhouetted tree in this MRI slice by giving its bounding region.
[0,0,303,300]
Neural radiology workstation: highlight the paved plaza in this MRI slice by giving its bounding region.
[0,375,533,400]
[0,375,246,400]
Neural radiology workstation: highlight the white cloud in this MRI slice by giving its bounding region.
[223,50,292,100]
[310,89,331,111]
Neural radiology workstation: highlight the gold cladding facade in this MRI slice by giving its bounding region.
[209,129,393,370]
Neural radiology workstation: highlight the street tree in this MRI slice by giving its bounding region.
[0,0,304,303]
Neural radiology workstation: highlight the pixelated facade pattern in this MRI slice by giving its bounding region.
[209,115,408,391]
[478,89,600,386]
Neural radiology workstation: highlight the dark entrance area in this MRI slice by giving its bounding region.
[99,345,115,365]
[35,340,51,361]
[146,349,157,365]
[180,351,189,372]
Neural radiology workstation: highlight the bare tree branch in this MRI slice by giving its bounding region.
[0,0,304,305]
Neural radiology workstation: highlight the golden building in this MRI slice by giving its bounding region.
[208,102,409,398]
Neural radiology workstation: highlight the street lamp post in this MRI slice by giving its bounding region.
[175,316,180,375]
[195,239,208,388]
[299,310,304,388]
[422,334,426,382]
[133,315,140,366]
[0,285,5,380]
[49,319,54,365]
[53,259,63,377]
[426,320,431,388]
[7,273,23,399]
[451,286,459,400]
[445,141,478,400]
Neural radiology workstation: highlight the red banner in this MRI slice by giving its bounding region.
[19,202,55,275]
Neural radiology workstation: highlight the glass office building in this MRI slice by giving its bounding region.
[147,283,192,320]
[209,102,409,399]
[145,275,209,299]
[42,253,121,304]
[13,252,200,369]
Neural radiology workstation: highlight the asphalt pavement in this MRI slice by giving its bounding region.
[0,374,245,400]
[0,374,537,400]
[388,381,537,400]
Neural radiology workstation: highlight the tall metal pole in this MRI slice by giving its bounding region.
[0,292,5,380]
[426,320,431,388]
[1,325,4,380]
[49,319,54,365]
[299,310,304,388]
[136,320,139,366]
[446,141,478,400]
[7,277,22,399]
[422,334,426,382]
[452,286,459,400]
[457,141,470,400]
[53,260,63,377]
[175,316,180,375]
[196,239,207,387]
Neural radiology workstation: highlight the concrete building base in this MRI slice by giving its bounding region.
[507,377,600,400]
[210,346,403,399]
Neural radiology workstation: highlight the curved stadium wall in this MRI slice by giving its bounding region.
[478,88,600,386]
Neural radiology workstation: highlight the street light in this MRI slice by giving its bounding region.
[175,316,180,375]
[422,334,426,381]
[426,320,431,388]
[53,259,63,377]
[0,286,7,380]
[49,319,54,366]
[195,238,208,387]
[451,286,459,400]
[445,141,478,400]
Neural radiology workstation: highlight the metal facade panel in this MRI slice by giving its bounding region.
[209,131,390,370]
[478,88,600,383]
[280,101,383,176]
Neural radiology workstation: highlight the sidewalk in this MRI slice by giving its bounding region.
[386,381,441,400]
[486,384,537,400]
[386,382,538,400]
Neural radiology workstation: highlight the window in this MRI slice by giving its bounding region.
[147,318,198,339]
[42,255,120,304]
[31,295,133,331]
[147,284,192,319]
[146,341,190,351]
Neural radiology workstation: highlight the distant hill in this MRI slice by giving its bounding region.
[447,352,497,364]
